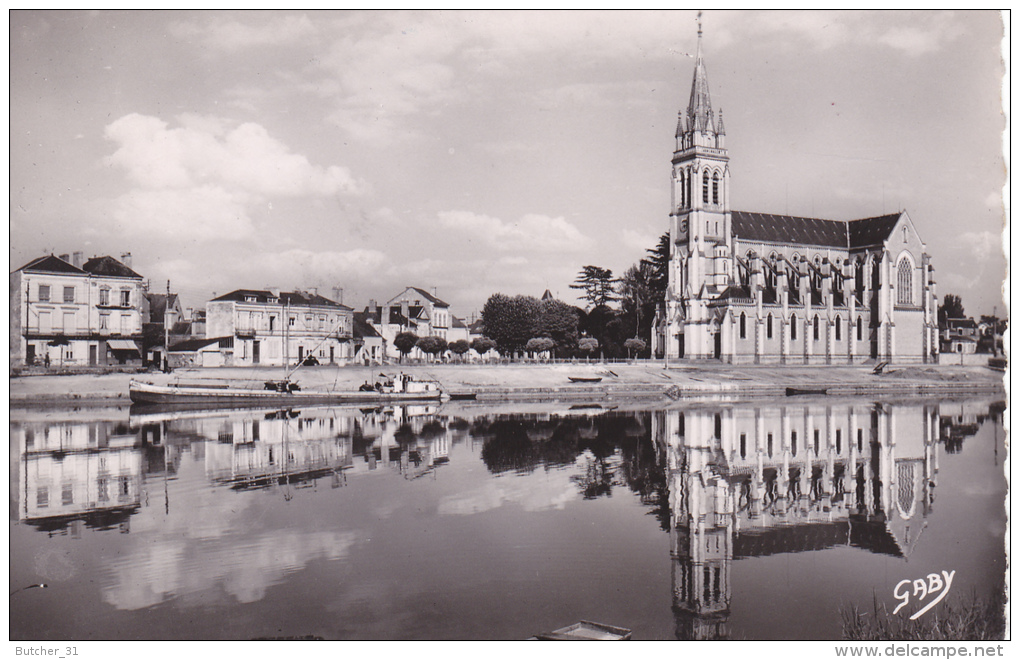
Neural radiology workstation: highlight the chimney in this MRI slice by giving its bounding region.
[368,299,376,314]
[186,307,193,320]
[308,286,318,296]
[401,300,410,324]
[120,252,132,268]
[59,253,70,263]
[268,287,281,298]
[72,251,83,269]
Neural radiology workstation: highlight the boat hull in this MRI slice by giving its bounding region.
[129,380,444,406]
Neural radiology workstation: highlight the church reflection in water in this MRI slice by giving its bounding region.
[656,400,994,640]
[11,397,997,638]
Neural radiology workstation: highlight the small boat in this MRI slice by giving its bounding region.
[532,621,632,641]
[785,387,827,396]
[129,373,443,406]
[568,376,603,383]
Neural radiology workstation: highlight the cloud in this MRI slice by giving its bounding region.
[102,113,365,242]
[170,14,317,51]
[436,210,594,253]
[621,228,657,253]
[258,248,389,284]
[721,10,966,57]
[109,186,255,241]
[957,231,1001,260]
[105,113,364,197]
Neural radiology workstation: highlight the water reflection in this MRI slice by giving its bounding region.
[9,397,1004,640]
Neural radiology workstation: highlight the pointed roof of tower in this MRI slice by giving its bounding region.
[687,14,714,133]
[716,108,726,135]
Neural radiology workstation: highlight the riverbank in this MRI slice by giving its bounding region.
[8,361,1006,406]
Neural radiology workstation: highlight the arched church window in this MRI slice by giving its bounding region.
[686,171,692,209]
[813,315,820,341]
[712,171,719,204]
[678,171,685,208]
[897,258,913,305]
[703,171,709,204]
[739,313,746,339]
[856,316,863,341]
[835,316,841,341]
[902,226,909,243]
[791,314,797,340]
[767,314,773,339]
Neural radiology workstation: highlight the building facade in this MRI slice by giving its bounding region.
[10,253,145,367]
[653,26,938,364]
[206,289,354,367]
[375,287,452,360]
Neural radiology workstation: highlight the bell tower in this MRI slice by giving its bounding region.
[666,13,731,359]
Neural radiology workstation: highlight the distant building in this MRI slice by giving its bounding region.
[10,252,145,367]
[353,310,385,365]
[167,336,234,368]
[206,289,354,366]
[376,287,451,360]
[939,317,979,354]
[142,291,190,367]
[653,25,938,364]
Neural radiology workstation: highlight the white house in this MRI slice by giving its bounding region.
[10,253,145,367]
[206,289,354,367]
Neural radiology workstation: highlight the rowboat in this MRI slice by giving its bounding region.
[785,387,827,396]
[568,376,603,383]
[129,373,444,406]
[531,621,632,641]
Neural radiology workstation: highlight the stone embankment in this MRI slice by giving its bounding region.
[8,362,1005,407]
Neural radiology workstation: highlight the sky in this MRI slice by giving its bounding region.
[8,10,1008,320]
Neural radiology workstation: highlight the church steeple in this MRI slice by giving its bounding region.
[687,13,714,135]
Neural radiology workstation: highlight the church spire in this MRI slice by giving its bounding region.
[687,11,714,134]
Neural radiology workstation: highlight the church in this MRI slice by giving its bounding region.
[652,24,939,364]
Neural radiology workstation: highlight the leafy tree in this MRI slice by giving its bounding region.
[618,262,654,340]
[481,293,542,356]
[393,331,419,362]
[416,335,447,361]
[471,337,496,357]
[938,294,966,327]
[570,265,617,309]
[624,337,647,358]
[538,298,580,353]
[525,337,555,358]
[449,339,471,361]
[578,337,599,358]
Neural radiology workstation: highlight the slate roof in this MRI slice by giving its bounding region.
[146,293,180,323]
[15,255,87,275]
[451,316,468,329]
[731,211,902,249]
[211,289,351,310]
[406,287,449,307]
[83,255,143,279]
[353,312,381,338]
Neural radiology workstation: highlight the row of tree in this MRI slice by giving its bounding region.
[476,234,671,359]
[392,332,497,362]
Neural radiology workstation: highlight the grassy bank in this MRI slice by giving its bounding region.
[841,592,1006,641]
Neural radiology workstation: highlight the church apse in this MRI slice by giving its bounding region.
[653,399,941,640]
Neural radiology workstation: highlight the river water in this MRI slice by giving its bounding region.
[9,395,1007,640]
